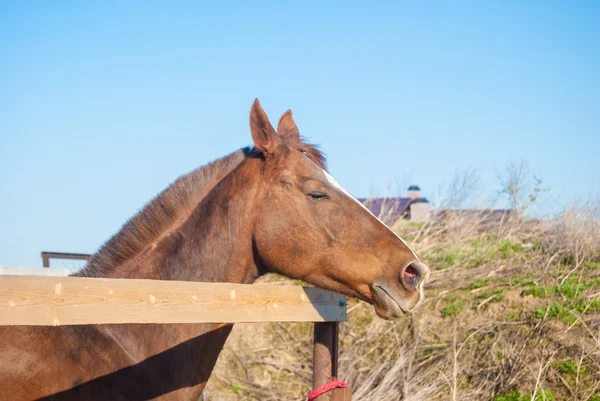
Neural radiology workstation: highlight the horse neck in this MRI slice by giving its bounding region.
[89,158,265,398]
[105,157,263,284]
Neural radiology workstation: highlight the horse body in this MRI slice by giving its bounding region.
[1,149,260,400]
[1,323,231,400]
[0,100,430,400]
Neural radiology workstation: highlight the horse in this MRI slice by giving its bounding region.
[0,99,430,401]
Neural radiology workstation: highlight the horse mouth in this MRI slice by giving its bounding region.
[373,284,406,319]
[372,278,423,319]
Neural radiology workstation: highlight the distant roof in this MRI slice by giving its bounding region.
[407,185,421,191]
[358,197,413,224]
[357,199,513,225]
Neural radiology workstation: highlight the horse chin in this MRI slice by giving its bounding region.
[372,285,405,319]
[372,279,421,319]
[373,304,402,320]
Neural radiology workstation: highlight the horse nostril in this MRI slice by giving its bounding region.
[404,264,419,280]
[404,261,431,286]
[400,262,429,288]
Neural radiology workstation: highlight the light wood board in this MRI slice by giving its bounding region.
[0,275,347,326]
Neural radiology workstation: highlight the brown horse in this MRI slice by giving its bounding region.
[0,99,430,401]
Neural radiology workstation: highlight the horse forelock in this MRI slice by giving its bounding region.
[297,140,327,171]
[279,133,327,171]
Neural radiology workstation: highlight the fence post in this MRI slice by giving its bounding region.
[42,253,50,268]
[313,322,338,401]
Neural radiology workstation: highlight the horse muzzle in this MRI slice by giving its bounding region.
[372,261,429,319]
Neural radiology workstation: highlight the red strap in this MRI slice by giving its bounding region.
[307,380,349,401]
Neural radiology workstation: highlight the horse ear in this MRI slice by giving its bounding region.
[277,110,300,142]
[250,98,279,156]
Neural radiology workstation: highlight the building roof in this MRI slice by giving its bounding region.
[357,197,514,226]
[358,197,414,224]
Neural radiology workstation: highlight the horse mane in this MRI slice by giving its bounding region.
[76,138,326,278]
[77,148,249,277]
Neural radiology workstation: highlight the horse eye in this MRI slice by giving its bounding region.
[301,150,312,159]
[307,192,330,201]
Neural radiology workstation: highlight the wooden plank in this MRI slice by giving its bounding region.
[0,275,347,326]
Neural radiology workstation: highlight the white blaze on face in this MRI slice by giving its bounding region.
[322,168,430,312]
[322,169,420,260]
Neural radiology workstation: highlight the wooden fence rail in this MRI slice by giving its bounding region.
[0,275,347,326]
[0,271,350,400]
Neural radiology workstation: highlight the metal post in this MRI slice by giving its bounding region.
[313,322,351,401]
[313,322,337,401]
[331,322,339,380]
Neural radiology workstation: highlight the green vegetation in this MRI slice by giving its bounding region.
[533,302,577,325]
[501,310,521,322]
[426,236,531,271]
[554,359,590,376]
[511,277,530,285]
[476,288,505,305]
[466,280,489,290]
[573,298,600,313]
[494,389,555,401]
[556,359,577,375]
[558,278,594,299]
[521,283,551,298]
[533,298,600,325]
[226,383,244,393]
[495,390,528,401]
[586,261,600,270]
[499,240,524,259]
[521,278,600,300]
[444,293,459,302]
[442,299,466,318]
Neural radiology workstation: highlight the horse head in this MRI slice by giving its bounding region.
[249,99,430,319]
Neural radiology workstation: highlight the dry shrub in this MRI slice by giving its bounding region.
[542,201,600,274]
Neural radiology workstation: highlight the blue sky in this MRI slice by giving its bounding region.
[1,1,598,267]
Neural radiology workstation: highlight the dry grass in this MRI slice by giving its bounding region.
[204,201,600,401]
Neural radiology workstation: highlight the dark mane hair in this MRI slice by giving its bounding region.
[76,139,326,277]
